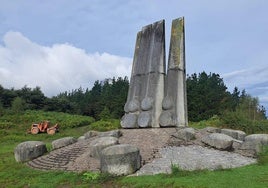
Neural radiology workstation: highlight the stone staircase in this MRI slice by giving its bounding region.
[27,139,94,171]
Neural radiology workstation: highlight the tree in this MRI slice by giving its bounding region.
[231,87,240,110]
[99,106,111,120]
[11,97,26,114]
[17,86,46,110]
[187,72,230,121]
[0,101,4,116]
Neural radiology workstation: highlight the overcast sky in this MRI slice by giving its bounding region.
[0,0,268,110]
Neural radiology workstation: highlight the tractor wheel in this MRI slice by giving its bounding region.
[47,128,56,135]
[31,127,39,134]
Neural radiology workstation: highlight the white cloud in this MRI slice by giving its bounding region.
[223,66,268,89]
[0,31,132,96]
[223,66,268,110]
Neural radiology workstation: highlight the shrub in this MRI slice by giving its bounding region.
[257,146,268,165]
[0,121,15,129]
[90,119,120,131]
[83,172,100,181]
[220,111,268,134]
[190,115,222,129]
[0,110,95,130]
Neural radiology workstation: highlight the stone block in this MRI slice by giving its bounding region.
[14,141,47,162]
[100,144,141,176]
[177,128,196,141]
[240,134,268,154]
[98,130,122,138]
[52,137,77,150]
[201,133,233,150]
[202,127,221,133]
[89,136,119,159]
[84,130,99,139]
[221,129,246,141]
[78,136,86,142]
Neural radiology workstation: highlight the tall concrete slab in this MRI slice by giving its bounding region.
[159,17,188,127]
[121,20,165,128]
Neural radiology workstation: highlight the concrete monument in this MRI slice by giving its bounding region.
[121,20,165,128]
[121,17,187,128]
[159,17,188,127]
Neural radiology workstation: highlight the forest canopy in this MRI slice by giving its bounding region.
[0,72,266,123]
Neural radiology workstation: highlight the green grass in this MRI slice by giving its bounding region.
[120,165,268,188]
[0,110,268,187]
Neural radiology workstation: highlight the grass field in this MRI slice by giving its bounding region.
[0,110,267,187]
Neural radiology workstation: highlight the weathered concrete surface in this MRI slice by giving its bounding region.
[15,141,47,162]
[201,133,233,150]
[160,17,187,127]
[121,20,165,128]
[52,137,77,150]
[100,144,141,176]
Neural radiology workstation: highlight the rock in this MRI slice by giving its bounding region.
[201,133,233,150]
[98,130,122,138]
[84,131,99,139]
[202,127,221,133]
[240,134,268,154]
[221,129,246,141]
[135,145,256,175]
[100,144,141,176]
[89,136,119,159]
[14,141,47,162]
[52,137,77,150]
[177,128,196,141]
[78,136,86,142]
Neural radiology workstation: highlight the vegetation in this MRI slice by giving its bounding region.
[0,72,268,186]
[1,73,266,126]
[0,77,129,120]
[120,164,268,188]
[0,110,267,187]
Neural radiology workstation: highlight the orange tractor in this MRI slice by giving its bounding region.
[30,121,59,135]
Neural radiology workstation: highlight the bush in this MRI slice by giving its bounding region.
[90,119,120,131]
[0,110,95,130]
[220,111,268,134]
[257,146,268,165]
[0,121,15,129]
[190,115,222,129]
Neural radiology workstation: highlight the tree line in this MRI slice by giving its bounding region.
[0,72,266,122]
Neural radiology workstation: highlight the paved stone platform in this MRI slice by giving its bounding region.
[27,128,176,172]
[27,128,256,174]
